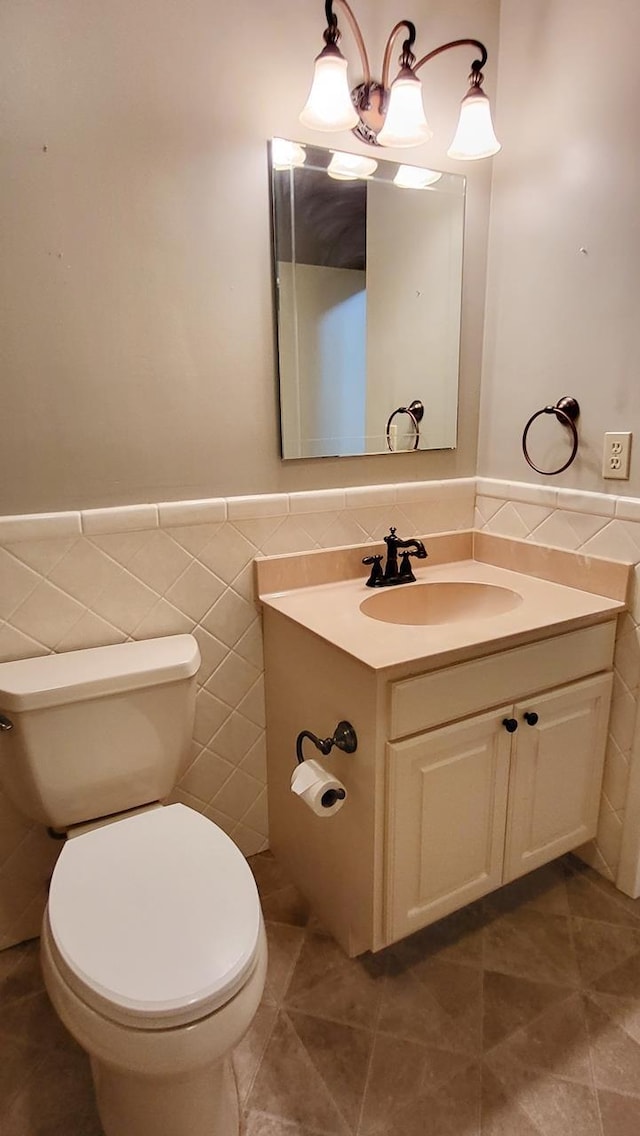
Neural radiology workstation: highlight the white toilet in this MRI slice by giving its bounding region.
[0,634,267,1136]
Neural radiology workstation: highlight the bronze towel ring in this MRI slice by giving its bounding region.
[386,399,424,452]
[522,397,580,476]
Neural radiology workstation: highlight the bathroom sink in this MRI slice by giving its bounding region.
[359,581,523,626]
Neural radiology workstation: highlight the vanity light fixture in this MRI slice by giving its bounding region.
[393,165,442,189]
[327,150,378,180]
[271,138,307,169]
[300,0,500,158]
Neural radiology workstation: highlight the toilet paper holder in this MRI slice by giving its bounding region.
[295,720,358,765]
[294,721,357,810]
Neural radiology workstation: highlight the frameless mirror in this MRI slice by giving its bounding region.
[270,139,465,459]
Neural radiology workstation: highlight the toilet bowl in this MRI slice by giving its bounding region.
[40,803,267,1136]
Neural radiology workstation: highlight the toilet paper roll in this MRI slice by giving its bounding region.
[290,759,347,817]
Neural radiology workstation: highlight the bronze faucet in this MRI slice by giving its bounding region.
[362,527,428,587]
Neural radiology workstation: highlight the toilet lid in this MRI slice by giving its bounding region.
[47,804,263,1028]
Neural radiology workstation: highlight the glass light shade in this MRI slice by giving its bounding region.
[327,151,378,180]
[299,46,359,132]
[376,70,432,148]
[271,138,307,170]
[393,164,442,189]
[447,86,501,160]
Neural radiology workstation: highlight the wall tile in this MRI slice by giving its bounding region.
[157,499,226,527]
[227,495,289,521]
[345,485,397,509]
[556,490,617,518]
[0,551,41,620]
[10,581,86,648]
[2,476,640,949]
[81,504,158,534]
[289,489,347,514]
[198,528,258,583]
[165,561,225,622]
[0,513,81,543]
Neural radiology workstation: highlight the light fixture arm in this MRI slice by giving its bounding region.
[324,0,371,86]
[381,20,417,89]
[413,38,488,84]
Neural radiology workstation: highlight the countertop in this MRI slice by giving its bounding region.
[259,557,626,672]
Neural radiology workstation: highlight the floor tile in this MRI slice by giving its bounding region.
[566,855,640,922]
[0,940,43,1005]
[382,900,487,970]
[1,1042,101,1136]
[483,908,579,986]
[377,956,483,1054]
[570,917,640,987]
[583,992,640,1096]
[285,930,386,1031]
[359,1032,478,1136]
[246,1011,350,1135]
[484,992,592,1084]
[482,970,572,1050]
[233,1003,279,1104]
[0,990,75,1055]
[260,886,310,928]
[484,1052,602,1136]
[250,853,310,927]
[565,872,640,927]
[480,1066,542,1135]
[243,1112,319,1136]
[589,945,640,998]
[286,1011,373,1131]
[263,921,305,1005]
[587,990,640,1044]
[598,1088,640,1136]
[487,862,571,918]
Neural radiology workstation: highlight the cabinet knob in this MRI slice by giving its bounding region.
[523,711,539,726]
[502,717,518,733]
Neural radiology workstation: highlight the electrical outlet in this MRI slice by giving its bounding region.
[602,432,632,479]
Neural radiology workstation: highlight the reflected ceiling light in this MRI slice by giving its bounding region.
[271,138,307,169]
[327,151,378,180]
[393,165,443,189]
[300,0,500,158]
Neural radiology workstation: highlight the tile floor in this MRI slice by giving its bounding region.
[2,852,640,1135]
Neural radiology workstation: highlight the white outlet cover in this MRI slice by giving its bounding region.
[602,432,632,480]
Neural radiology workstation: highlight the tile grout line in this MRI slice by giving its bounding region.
[564,900,606,1136]
[353,952,388,1136]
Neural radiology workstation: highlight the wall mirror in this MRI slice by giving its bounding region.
[270,139,465,459]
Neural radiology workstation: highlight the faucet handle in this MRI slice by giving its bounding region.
[362,554,384,588]
[397,552,418,581]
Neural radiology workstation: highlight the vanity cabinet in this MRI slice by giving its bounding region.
[262,606,617,957]
[386,673,612,944]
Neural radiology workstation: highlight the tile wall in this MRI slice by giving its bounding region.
[3,474,640,952]
[0,479,475,949]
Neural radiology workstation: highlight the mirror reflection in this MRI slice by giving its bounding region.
[270,139,465,459]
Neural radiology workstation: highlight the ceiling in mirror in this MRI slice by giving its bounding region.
[270,139,465,459]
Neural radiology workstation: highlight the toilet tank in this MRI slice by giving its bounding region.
[0,635,200,830]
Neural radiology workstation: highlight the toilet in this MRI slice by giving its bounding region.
[0,635,267,1136]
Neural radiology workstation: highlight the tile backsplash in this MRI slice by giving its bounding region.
[0,480,474,948]
[3,474,640,952]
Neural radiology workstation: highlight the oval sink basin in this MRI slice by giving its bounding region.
[359,581,523,626]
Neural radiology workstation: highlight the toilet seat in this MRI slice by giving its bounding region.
[47,804,262,1030]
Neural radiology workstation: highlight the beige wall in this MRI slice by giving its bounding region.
[0,0,499,515]
[479,0,640,493]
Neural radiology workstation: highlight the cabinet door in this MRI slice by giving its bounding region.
[504,672,613,883]
[385,707,512,944]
